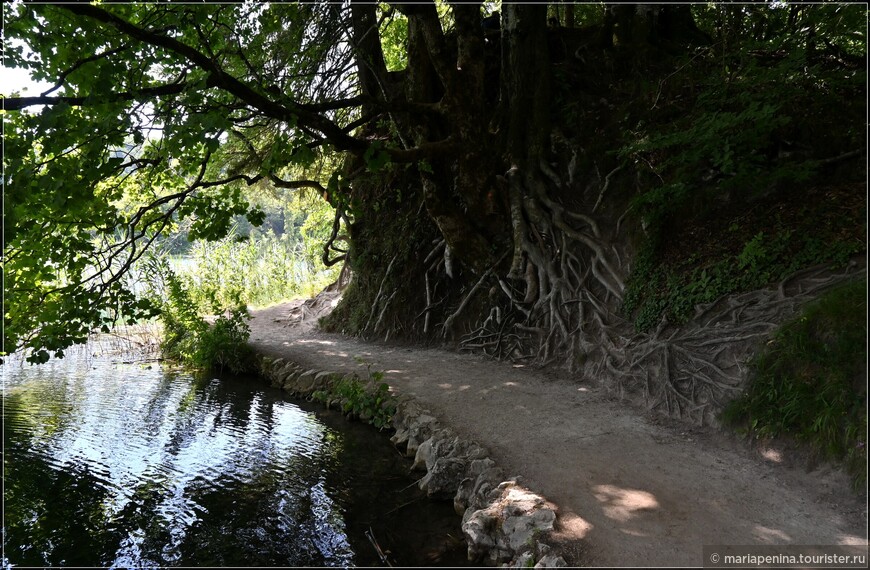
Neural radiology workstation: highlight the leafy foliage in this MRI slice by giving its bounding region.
[2,1,358,360]
[378,6,409,72]
[3,103,157,362]
[721,279,867,488]
[620,44,862,230]
[144,257,253,374]
[312,366,396,430]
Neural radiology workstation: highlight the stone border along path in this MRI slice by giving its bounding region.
[248,298,867,567]
[258,356,566,567]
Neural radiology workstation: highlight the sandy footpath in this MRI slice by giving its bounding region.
[247,296,867,567]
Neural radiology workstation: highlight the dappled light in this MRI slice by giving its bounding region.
[320,349,351,358]
[760,448,784,463]
[838,536,869,546]
[297,339,338,346]
[556,512,594,540]
[753,525,793,544]
[3,0,865,566]
[592,485,660,523]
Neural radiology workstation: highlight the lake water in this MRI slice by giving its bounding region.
[2,347,468,567]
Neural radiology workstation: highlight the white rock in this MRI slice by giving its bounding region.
[513,552,534,568]
[412,438,434,471]
[534,554,567,567]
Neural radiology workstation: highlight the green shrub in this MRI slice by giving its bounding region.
[721,278,867,488]
[145,257,254,374]
[195,308,255,375]
[312,366,396,430]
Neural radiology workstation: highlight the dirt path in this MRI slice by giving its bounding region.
[247,297,867,567]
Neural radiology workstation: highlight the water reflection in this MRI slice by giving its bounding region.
[2,352,466,567]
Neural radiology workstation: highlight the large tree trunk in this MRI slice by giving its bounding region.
[564,0,575,29]
[502,3,551,168]
[393,1,497,273]
[343,0,630,362]
[500,3,552,278]
[448,1,631,364]
[350,1,390,105]
[603,4,712,49]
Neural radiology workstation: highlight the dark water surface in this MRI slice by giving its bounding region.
[2,350,468,567]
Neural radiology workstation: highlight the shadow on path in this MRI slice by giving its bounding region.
[248,301,868,567]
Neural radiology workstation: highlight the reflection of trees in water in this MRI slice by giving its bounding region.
[3,359,359,567]
[4,355,468,567]
[3,361,89,442]
[173,473,354,566]
[2,447,128,566]
[108,376,353,566]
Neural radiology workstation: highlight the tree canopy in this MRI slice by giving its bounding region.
[4,1,371,361]
[2,1,866,368]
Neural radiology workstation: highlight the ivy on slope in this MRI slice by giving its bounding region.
[618,38,865,332]
[623,205,865,332]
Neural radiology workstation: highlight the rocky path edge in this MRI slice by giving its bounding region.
[247,298,867,567]
[257,355,565,567]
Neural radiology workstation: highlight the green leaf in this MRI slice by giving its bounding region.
[363,143,391,173]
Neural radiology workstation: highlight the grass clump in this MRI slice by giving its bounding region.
[312,365,396,430]
[721,278,867,488]
[180,228,339,312]
[144,257,255,375]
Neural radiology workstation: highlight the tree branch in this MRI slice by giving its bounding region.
[60,3,369,153]
[268,173,326,194]
[40,44,133,97]
[386,137,458,162]
[4,82,189,111]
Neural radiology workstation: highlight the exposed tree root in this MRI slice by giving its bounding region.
[455,160,867,424]
[341,139,863,426]
[611,260,865,425]
[443,253,508,338]
[364,253,398,334]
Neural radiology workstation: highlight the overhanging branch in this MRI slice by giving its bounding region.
[60,3,369,153]
[3,82,189,111]
[268,173,326,194]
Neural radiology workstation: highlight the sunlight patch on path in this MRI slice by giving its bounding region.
[592,485,660,523]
